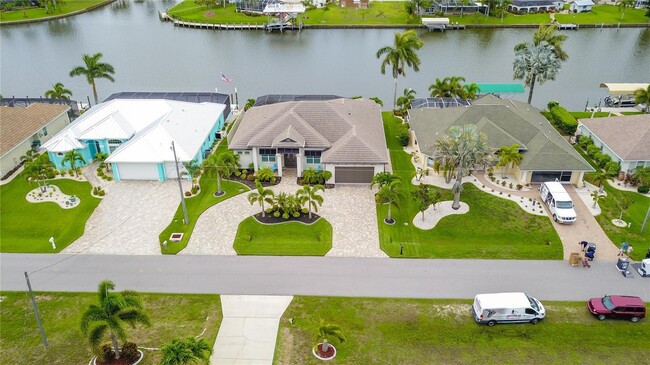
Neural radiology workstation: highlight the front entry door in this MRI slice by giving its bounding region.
[283,153,297,168]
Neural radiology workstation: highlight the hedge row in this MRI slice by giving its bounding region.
[549,106,578,135]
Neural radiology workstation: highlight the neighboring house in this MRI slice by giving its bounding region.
[41,94,230,181]
[408,95,594,185]
[228,98,390,184]
[577,115,650,176]
[569,0,594,12]
[508,0,558,12]
[340,0,369,8]
[422,0,486,14]
[0,103,71,178]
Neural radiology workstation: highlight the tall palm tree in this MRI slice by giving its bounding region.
[617,0,635,20]
[160,337,212,365]
[634,85,650,113]
[44,82,73,100]
[376,30,424,110]
[461,83,480,100]
[20,149,39,164]
[516,24,569,62]
[61,150,86,176]
[202,151,240,196]
[297,184,324,219]
[429,78,451,97]
[375,179,402,223]
[495,144,523,178]
[396,88,416,114]
[22,154,56,192]
[247,180,275,217]
[513,42,561,105]
[434,125,489,210]
[447,76,466,97]
[69,52,116,105]
[370,171,402,189]
[314,319,346,354]
[80,280,150,360]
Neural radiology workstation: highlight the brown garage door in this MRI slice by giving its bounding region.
[335,166,375,184]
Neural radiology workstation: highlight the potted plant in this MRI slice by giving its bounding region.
[312,319,346,361]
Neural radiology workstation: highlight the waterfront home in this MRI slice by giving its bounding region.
[569,0,594,12]
[422,0,486,15]
[408,95,594,185]
[577,114,650,177]
[228,98,389,184]
[508,0,558,13]
[41,93,230,181]
[0,102,71,178]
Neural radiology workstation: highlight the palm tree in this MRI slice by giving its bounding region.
[631,166,650,187]
[516,24,569,62]
[44,82,73,100]
[461,83,480,100]
[396,88,416,114]
[22,154,56,192]
[434,125,489,210]
[183,160,201,188]
[244,98,256,111]
[61,150,86,176]
[375,179,402,223]
[634,85,650,113]
[297,184,324,219]
[590,190,604,209]
[495,144,522,178]
[69,52,116,105]
[202,151,240,196]
[592,170,614,194]
[314,319,346,354]
[370,172,402,189]
[376,30,424,110]
[431,136,457,184]
[617,0,635,20]
[513,42,561,105]
[247,180,275,217]
[80,280,150,360]
[447,76,466,97]
[20,149,39,164]
[160,337,212,365]
[369,96,384,107]
[429,78,451,97]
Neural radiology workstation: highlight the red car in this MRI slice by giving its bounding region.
[587,295,646,322]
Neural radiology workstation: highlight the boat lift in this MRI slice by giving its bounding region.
[263,0,305,32]
[599,82,649,108]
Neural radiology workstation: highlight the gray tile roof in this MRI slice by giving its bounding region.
[408,95,593,172]
[578,114,650,161]
[229,99,389,164]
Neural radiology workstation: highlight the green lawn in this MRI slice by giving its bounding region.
[555,5,649,24]
[570,111,611,119]
[159,140,249,254]
[450,12,551,25]
[621,111,645,115]
[0,0,107,23]
[233,216,333,255]
[0,177,101,253]
[275,296,650,364]
[301,3,420,25]
[0,291,222,365]
[379,113,562,259]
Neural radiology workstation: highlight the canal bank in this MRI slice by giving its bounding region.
[0,0,116,26]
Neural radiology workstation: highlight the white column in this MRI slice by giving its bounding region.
[576,171,585,188]
[276,153,283,177]
[297,149,304,177]
[252,147,259,172]
[521,170,528,184]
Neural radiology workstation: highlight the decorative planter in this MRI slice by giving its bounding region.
[169,233,184,242]
[91,350,144,365]
[312,343,336,361]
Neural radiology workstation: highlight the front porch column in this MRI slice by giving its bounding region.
[576,171,585,188]
[296,153,303,177]
[520,170,528,184]
[276,153,283,177]
[252,147,259,172]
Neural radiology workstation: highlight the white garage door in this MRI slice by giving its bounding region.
[117,163,159,180]
[335,166,375,184]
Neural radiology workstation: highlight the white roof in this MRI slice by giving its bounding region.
[263,3,305,13]
[475,293,532,309]
[42,99,225,163]
[570,0,594,5]
[600,82,649,95]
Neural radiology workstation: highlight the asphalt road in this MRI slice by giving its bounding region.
[1,254,648,301]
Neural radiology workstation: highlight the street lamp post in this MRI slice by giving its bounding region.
[171,141,190,225]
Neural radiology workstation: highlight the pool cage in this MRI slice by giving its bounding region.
[421,0,486,15]
[236,0,282,14]
[410,97,471,110]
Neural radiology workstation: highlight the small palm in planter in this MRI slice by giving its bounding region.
[313,319,346,360]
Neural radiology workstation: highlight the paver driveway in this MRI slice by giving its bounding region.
[182,169,386,257]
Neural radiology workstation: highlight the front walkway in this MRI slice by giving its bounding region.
[211,295,293,365]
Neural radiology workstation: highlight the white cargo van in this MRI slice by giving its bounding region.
[472,292,546,326]
[539,181,576,224]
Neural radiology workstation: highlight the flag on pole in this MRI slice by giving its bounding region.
[220,72,233,83]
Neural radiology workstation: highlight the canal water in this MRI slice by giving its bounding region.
[1,0,649,110]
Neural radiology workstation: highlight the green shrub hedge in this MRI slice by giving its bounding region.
[596,153,612,168]
[586,144,601,158]
[604,161,621,175]
[578,136,593,149]
[550,106,578,135]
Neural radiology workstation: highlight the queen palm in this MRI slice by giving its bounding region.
[160,337,212,365]
[80,280,150,360]
[513,42,561,105]
[429,78,451,97]
[202,151,240,196]
[44,82,73,100]
[247,180,275,217]
[61,150,86,176]
[634,85,650,113]
[495,144,522,178]
[447,76,466,97]
[375,179,402,223]
[461,83,480,100]
[396,88,416,114]
[297,184,324,219]
[370,171,401,189]
[376,30,423,110]
[434,125,489,210]
[22,154,55,192]
[69,52,116,104]
[592,170,615,194]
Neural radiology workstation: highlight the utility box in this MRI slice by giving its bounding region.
[616,257,629,271]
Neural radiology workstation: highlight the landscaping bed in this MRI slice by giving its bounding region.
[254,212,321,225]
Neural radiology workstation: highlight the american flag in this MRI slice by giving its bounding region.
[220,72,233,83]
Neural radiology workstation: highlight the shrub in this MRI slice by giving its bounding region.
[282,212,289,220]
[247,175,255,181]
[240,171,247,180]
[99,190,105,196]
[301,207,308,214]
[638,185,649,194]
[121,342,139,363]
[185,191,192,197]
[596,153,612,168]
[501,181,506,186]
[550,106,578,135]
[256,167,275,182]
[106,176,113,181]
[578,136,593,150]
[516,184,523,190]
[509,182,513,189]
[46,170,56,179]
[397,124,410,146]
[100,344,115,362]
[273,211,281,218]
[488,172,494,177]
[293,212,300,218]
[592,152,603,164]
[191,186,199,194]
[547,100,560,110]
[586,145,600,158]
[490,176,495,182]
[604,161,620,175]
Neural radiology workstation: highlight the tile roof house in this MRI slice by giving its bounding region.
[0,103,71,178]
[577,114,650,175]
[228,98,390,184]
[408,95,594,185]
[41,98,229,181]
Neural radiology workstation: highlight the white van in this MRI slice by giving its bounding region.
[472,292,546,326]
[539,181,576,224]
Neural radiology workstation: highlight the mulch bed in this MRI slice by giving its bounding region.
[253,212,320,225]
[228,176,281,190]
[296,178,335,189]
[96,353,141,365]
[315,343,335,359]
